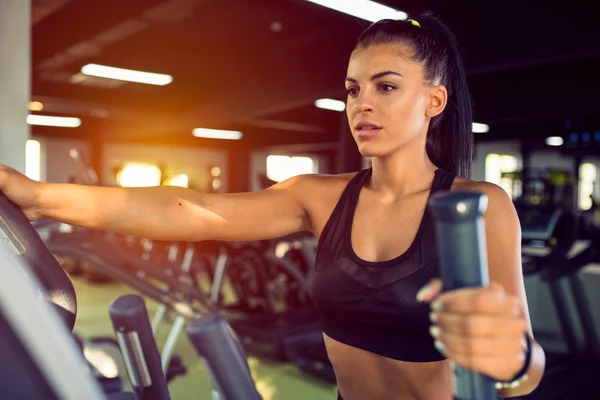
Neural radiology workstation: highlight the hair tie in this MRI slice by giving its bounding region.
[408,19,421,28]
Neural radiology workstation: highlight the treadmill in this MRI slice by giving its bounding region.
[517,204,600,399]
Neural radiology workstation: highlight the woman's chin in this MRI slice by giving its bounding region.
[358,145,386,159]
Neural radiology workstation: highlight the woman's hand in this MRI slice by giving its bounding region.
[417,278,528,382]
[0,164,45,220]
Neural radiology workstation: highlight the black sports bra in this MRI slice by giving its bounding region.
[312,168,456,362]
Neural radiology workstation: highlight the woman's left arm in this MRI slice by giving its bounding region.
[417,182,546,397]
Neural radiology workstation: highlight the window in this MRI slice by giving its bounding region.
[266,155,317,182]
[163,174,189,188]
[116,163,161,187]
[485,154,520,199]
[579,163,597,210]
[25,140,41,181]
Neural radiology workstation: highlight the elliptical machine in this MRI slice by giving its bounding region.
[0,192,262,400]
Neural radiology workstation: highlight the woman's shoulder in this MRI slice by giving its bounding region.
[451,178,517,216]
[288,172,360,204]
[291,171,359,189]
[451,178,508,198]
[286,172,361,236]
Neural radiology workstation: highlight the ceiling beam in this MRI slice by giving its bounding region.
[34,0,212,73]
[31,0,74,25]
[243,119,328,134]
[108,25,355,137]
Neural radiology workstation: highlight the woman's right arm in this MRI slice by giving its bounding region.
[0,165,313,242]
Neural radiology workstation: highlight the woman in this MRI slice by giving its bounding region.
[0,13,544,400]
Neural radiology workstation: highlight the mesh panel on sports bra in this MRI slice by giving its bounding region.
[333,251,437,290]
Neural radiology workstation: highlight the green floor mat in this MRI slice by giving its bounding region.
[72,278,337,399]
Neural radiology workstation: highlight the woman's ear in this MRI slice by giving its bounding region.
[426,85,448,118]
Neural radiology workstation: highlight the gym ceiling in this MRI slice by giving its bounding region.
[30,0,599,149]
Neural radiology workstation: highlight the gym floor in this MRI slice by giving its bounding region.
[73,277,337,399]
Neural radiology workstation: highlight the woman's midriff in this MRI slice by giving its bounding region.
[324,333,453,400]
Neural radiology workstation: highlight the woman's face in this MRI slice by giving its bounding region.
[345,42,446,158]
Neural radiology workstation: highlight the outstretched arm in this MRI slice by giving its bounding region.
[0,164,314,242]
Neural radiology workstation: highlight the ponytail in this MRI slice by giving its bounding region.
[354,13,474,178]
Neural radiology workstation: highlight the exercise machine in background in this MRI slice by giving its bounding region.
[517,202,600,399]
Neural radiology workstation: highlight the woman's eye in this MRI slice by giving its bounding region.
[379,83,397,92]
[346,87,359,97]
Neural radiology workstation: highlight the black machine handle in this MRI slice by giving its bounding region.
[428,191,498,400]
[0,192,77,330]
[187,313,262,400]
[109,294,171,400]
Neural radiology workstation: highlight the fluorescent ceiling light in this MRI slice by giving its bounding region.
[546,136,564,147]
[81,64,173,86]
[192,128,243,140]
[315,98,346,112]
[26,115,81,128]
[472,122,490,133]
[305,0,407,22]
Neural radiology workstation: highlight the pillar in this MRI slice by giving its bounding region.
[0,0,31,172]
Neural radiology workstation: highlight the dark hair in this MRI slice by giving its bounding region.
[354,13,473,178]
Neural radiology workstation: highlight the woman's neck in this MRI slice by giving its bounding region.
[369,137,438,199]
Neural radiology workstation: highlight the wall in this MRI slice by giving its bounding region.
[33,135,91,183]
[474,141,600,200]
[249,150,327,192]
[529,150,578,173]
[473,140,522,181]
[39,138,229,192]
[39,136,598,199]
[101,143,229,192]
[530,152,600,203]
